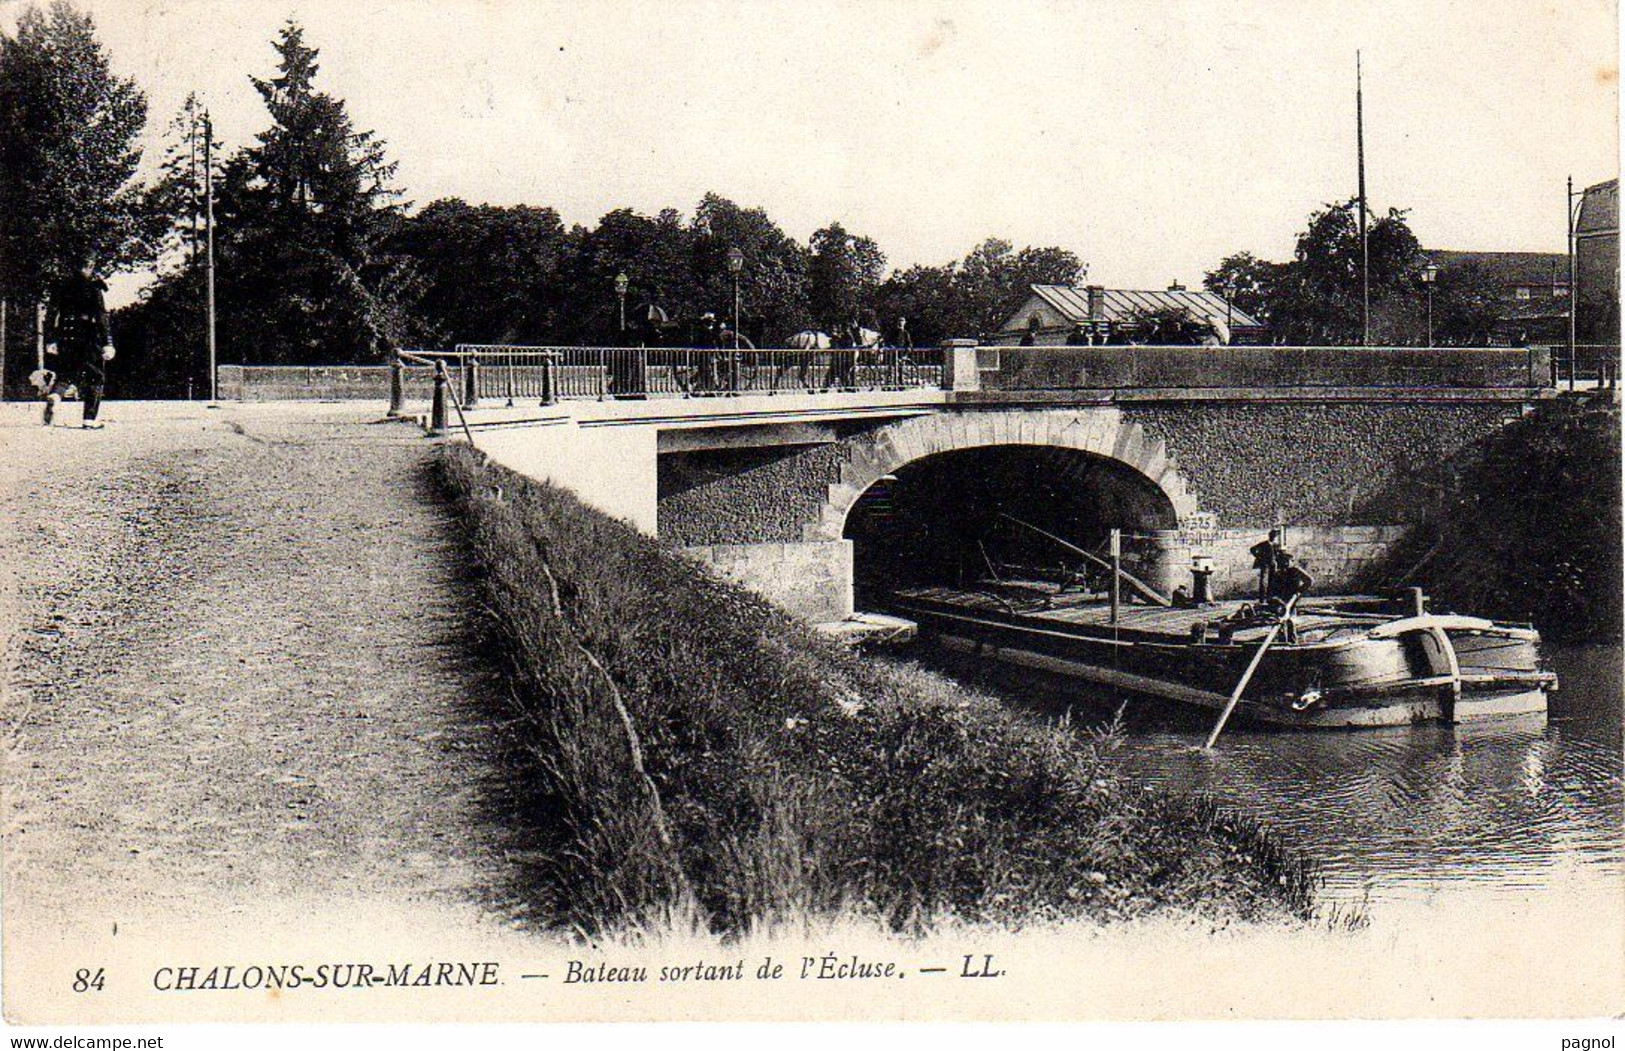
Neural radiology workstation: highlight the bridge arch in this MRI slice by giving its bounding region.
[802,407,1200,543]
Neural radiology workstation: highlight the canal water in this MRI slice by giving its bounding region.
[909,642,1623,912]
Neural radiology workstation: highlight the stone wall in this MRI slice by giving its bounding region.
[1124,401,1520,525]
[1162,525,1409,600]
[683,541,854,622]
[659,443,845,544]
[986,345,1542,391]
[656,401,1521,544]
[218,364,435,402]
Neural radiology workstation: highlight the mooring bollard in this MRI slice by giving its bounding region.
[387,355,405,417]
[463,355,480,408]
[429,361,450,435]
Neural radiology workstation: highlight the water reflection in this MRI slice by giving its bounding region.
[907,642,1623,908]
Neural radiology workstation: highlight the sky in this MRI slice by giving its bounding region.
[7,0,1619,307]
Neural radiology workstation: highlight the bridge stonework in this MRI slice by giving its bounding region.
[665,399,1529,622]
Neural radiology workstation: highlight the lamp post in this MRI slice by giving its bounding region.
[1421,262,1438,347]
[614,272,628,336]
[204,108,217,406]
[1224,278,1236,339]
[726,246,743,351]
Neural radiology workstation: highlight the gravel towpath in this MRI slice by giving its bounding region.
[0,402,513,929]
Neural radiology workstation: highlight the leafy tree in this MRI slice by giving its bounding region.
[957,239,1086,339]
[391,198,576,345]
[874,240,1084,346]
[875,263,959,347]
[807,221,885,330]
[1121,304,1213,344]
[0,1,159,393]
[109,267,206,398]
[142,93,217,270]
[0,1,154,293]
[1429,261,1504,346]
[563,206,696,344]
[689,193,810,343]
[1202,251,1291,332]
[105,95,228,398]
[1205,200,1424,345]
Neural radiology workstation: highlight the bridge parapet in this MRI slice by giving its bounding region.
[980,344,1547,392]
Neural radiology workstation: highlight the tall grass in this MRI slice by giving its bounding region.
[436,445,1318,937]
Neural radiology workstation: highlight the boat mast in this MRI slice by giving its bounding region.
[1357,51,1370,346]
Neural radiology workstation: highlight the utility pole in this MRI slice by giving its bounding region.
[1357,51,1370,346]
[205,109,218,407]
[1,298,7,402]
[1109,528,1122,625]
[188,100,200,266]
[1567,175,1578,390]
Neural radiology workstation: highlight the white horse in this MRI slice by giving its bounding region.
[786,330,833,350]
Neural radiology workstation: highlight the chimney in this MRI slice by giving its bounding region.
[1168,279,1186,291]
[1086,285,1105,320]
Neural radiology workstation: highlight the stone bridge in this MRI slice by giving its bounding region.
[463,342,1552,622]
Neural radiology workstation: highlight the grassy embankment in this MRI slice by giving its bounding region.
[1365,399,1621,642]
[436,444,1319,938]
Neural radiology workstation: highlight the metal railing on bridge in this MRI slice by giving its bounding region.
[389,344,946,415]
[1546,344,1621,391]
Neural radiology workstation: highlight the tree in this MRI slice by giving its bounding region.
[807,221,885,329]
[143,93,216,270]
[1202,251,1290,332]
[875,263,959,347]
[213,21,414,364]
[104,95,230,398]
[1205,200,1424,345]
[563,206,695,344]
[1429,261,1504,346]
[690,193,810,343]
[1121,304,1212,344]
[392,198,576,345]
[0,1,156,392]
[957,239,1086,339]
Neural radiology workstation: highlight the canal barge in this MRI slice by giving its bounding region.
[888,583,1555,728]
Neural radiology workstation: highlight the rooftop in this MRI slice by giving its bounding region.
[1025,284,1264,330]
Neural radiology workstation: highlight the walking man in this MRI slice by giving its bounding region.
[43,255,115,428]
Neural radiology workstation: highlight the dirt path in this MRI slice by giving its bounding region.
[0,402,514,928]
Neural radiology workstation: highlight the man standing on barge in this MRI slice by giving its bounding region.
[1249,529,1281,601]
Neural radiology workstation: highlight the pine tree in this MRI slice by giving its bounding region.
[217,21,411,364]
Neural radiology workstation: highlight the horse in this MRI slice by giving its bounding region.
[786,330,833,350]
[783,330,834,389]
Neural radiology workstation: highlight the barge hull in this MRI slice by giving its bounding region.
[897,588,1552,729]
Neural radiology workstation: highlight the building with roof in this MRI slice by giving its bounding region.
[991,283,1267,346]
[1422,249,1570,345]
[1574,178,1619,347]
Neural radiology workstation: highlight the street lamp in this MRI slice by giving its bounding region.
[726,247,744,351]
[614,272,628,335]
[1421,262,1439,347]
